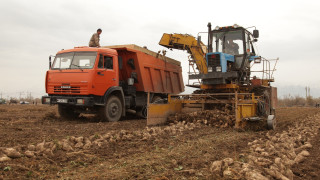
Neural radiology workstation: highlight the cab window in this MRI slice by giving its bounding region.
[104,56,113,69]
[98,55,104,68]
[97,55,113,69]
[212,30,244,55]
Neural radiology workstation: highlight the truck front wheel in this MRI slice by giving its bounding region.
[102,95,122,122]
[58,104,80,119]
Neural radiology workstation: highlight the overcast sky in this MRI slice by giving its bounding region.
[0,0,319,99]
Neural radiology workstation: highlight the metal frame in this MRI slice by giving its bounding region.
[250,57,279,82]
[168,92,259,128]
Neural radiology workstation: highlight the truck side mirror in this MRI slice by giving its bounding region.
[253,30,259,38]
[49,56,52,69]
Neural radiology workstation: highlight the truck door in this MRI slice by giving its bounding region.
[94,54,118,96]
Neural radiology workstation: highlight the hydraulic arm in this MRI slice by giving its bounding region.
[159,33,208,74]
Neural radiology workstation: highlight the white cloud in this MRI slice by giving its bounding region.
[0,0,320,98]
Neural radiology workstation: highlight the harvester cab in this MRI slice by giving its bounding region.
[148,23,278,130]
[201,23,260,87]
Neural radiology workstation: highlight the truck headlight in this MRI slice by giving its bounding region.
[44,98,50,103]
[216,66,222,72]
[208,67,213,72]
[77,99,85,104]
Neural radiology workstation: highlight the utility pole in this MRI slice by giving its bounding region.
[29,92,32,101]
[305,86,308,99]
[305,86,311,98]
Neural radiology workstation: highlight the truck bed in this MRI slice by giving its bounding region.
[104,44,184,94]
[104,44,181,66]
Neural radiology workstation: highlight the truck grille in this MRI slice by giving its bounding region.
[54,86,81,94]
[207,54,221,67]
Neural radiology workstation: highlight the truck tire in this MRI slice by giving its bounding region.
[58,104,80,119]
[136,106,148,119]
[136,96,162,119]
[102,95,122,122]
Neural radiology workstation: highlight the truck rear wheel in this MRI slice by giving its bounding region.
[136,106,148,119]
[136,96,162,119]
[102,95,122,122]
[58,104,80,119]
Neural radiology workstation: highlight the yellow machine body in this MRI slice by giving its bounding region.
[150,29,278,130]
[148,92,260,128]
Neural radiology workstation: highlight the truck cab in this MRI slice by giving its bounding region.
[42,47,125,121]
[47,47,119,97]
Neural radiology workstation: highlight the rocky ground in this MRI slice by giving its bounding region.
[0,105,319,179]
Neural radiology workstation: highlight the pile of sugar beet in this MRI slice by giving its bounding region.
[168,110,320,179]
[208,113,320,180]
[168,109,235,128]
[0,109,234,163]
[0,115,204,162]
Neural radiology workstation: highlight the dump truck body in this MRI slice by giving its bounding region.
[105,45,184,94]
[42,45,184,121]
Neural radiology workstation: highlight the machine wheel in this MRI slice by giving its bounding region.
[58,104,80,119]
[102,96,122,122]
[261,90,271,116]
[267,115,276,130]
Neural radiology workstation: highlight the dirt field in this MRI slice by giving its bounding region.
[0,105,319,179]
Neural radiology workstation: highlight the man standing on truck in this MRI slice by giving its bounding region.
[89,28,102,47]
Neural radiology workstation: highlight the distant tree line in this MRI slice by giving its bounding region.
[0,97,41,105]
[278,95,320,107]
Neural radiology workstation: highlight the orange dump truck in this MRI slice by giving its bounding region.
[42,45,184,121]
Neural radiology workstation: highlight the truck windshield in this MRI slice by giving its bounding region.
[211,30,244,55]
[52,52,97,70]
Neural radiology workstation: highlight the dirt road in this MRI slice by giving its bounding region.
[0,105,319,179]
